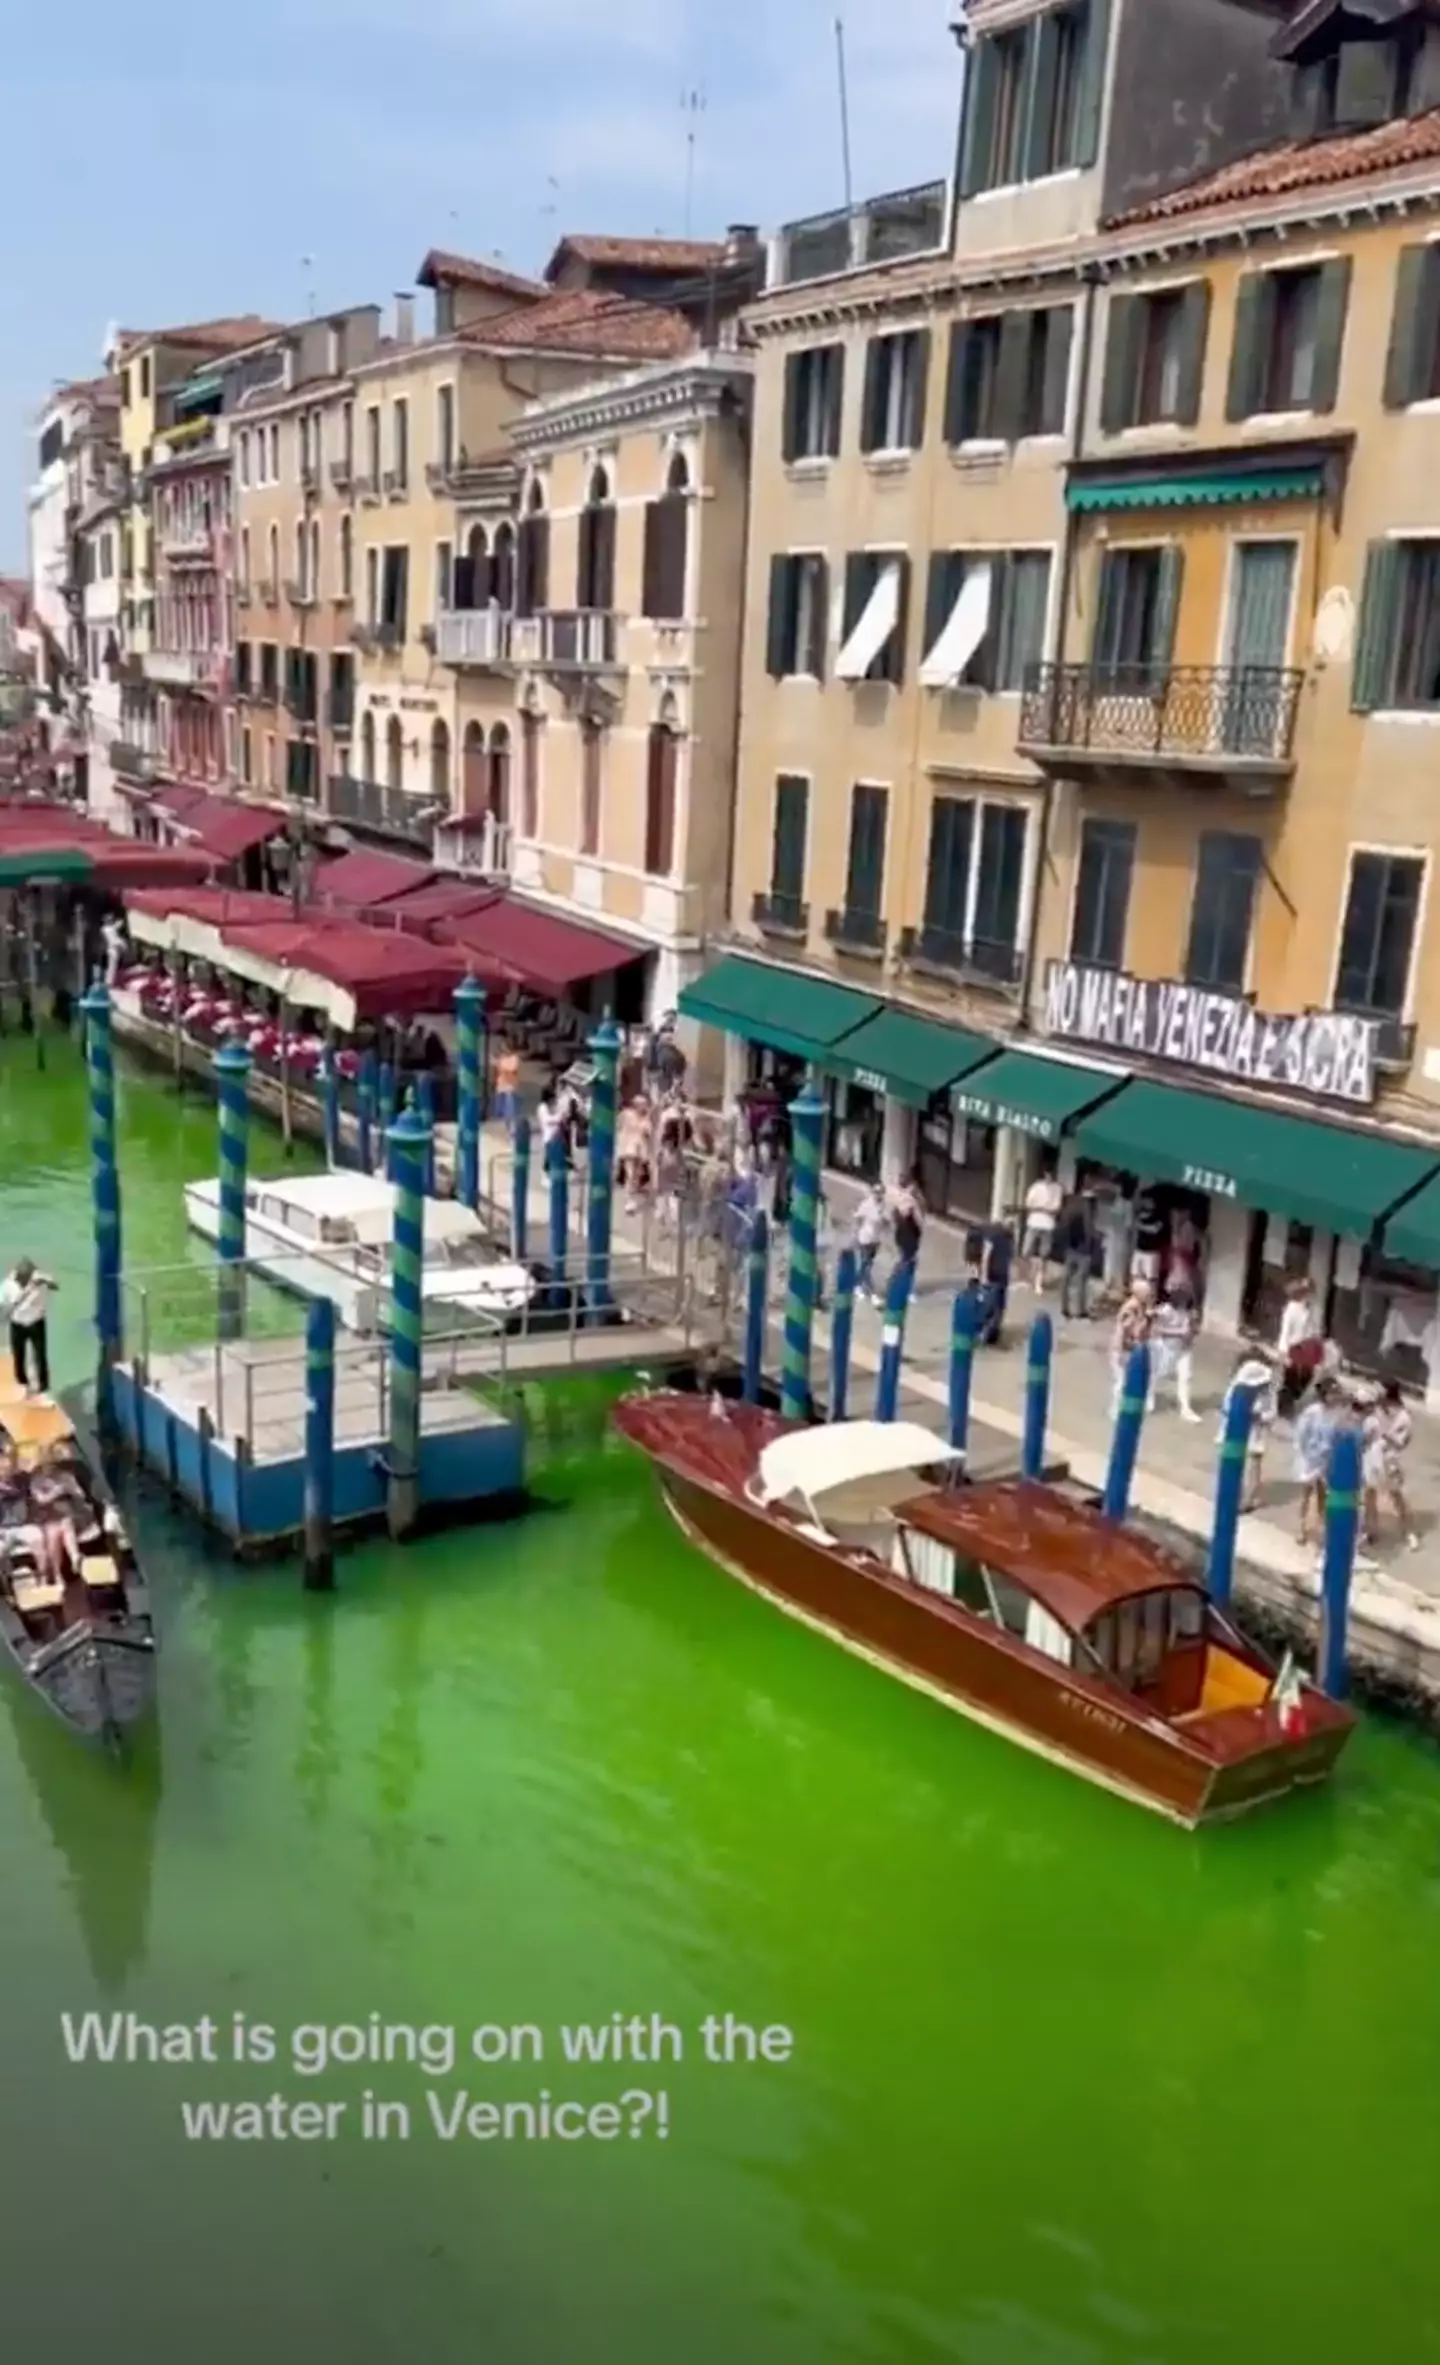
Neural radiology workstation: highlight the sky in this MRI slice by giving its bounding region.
[2,0,963,571]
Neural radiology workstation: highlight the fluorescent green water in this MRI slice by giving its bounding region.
[2,1029,1439,2363]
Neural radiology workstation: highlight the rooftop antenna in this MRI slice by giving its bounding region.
[681,87,706,237]
[835,16,854,210]
[300,255,317,317]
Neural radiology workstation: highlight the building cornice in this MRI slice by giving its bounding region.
[509,354,753,452]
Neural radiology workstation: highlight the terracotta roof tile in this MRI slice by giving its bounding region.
[1113,106,1440,228]
[416,248,546,302]
[458,287,694,360]
[547,233,729,276]
[114,315,282,357]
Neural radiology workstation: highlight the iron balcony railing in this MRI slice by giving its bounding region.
[900,925,1023,987]
[326,773,440,845]
[751,889,808,939]
[514,609,621,670]
[434,607,516,668]
[1019,662,1304,765]
[824,904,886,956]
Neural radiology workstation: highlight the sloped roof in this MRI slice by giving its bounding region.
[459,287,693,361]
[546,233,729,278]
[416,249,546,302]
[113,315,282,358]
[1114,104,1440,227]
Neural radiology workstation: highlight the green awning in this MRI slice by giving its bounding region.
[173,373,223,414]
[1381,1173,1440,1267]
[0,846,94,887]
[947,1050,1126,1143]
[678,955,881,1065]
[1073,1079,1440,1237]
[827,1008,993,1107]
[1066,467,1323,514]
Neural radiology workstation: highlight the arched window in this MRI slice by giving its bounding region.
[462,718,486,816]
[516,480,548,619]
[520,709,541,840]
[488,722,511,828]
[642,453,690,623]
[644,699,681,878]
[430,717,450,809]
[385,713,403,793]
[576,463,616,611]
[666,450,690,494]
[266,522,279,593]
[360,709,376,782]
[491,521,516,611]
[461,523,489,610]
[579,719,603,858]
[338,514,352,600]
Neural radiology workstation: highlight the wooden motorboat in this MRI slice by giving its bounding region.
[613,1394,1356,1828]
[0,1378,155,1745]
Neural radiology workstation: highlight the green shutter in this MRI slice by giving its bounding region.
[994,309,1032,441]
[972,553,1010,689]
[1041,305,1074,435]
[1225,273,1268,421]
[923,552,958,659]
[842,551,872,641]
[825,347,845,455]
[1309,257,1352,415]
[1099,293,1140,434]
[772,776,808,901]
[906,330,932,448]
[1351,541,1401,713]
[1093,549,1123,667]
[1023,11,1062,179]
[960,38,999,197]
[1073,0,1113,169]
[765,556,793,677]
[1173,280,1212,426]
[887,556,912,686]
[944,324,970,444]
[1152,545,1184,672]
[809,557,829,680]
[859,339,884,452]
[1383,244,1436,410]
[781,355,802,462]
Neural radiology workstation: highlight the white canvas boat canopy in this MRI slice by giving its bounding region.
[835,562,901,681]
[124,906,357,1030]
[919,561,993,689]
[757,1421,958,1518]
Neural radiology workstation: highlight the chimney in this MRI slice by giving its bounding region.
[394,292,415,345]
[725,224,760,261]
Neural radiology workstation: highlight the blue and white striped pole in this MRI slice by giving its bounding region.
[586,1016,621,1312]
[357,1052,375,1176]
[454,973,484,1213]
[1102,1343,1150,1522]
[780,1078,826,1421]
[80,978,122,1421]
[1022,1312,1053,1481]
[742,1209,769,1404]
[303,1294,336,1592]
[377,1060,396,1170]
[512,1114,531,1263]
[1320,1426,1361,1699]
[874,1259,912,1424]
[546,1132,568,1302]
[385,1097,429,1540]
[1207,1383,1253,1608]
[948,1289,977,1457]
[417,1071,437,1198]
[829,1246,857,1422]
[214,1041,252,1345]
[320,1044,341,1169]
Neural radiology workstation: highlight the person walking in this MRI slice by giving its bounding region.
[1097,1182,1136,1303]
[1150,1283,1201,1421]
[1055,1187,1096,1321]
[1109,1279,1154,1415]
[977,1219,1014,1347]
[853,1181,886,1304]
[1131,1187,1166,1289]
[1021,1165,1062,1293]
[1,1259,60,1402]
[1217,1351,1278,1514]
[493,1041,521,1128]
[1292,1375,1340,1549]
[1276,1276,1323,1419]
[1361,1377,1419,1553]
[891,1176,925,1296]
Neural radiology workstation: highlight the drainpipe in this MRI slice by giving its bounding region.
[1017,259,1102,1030]
[945,14,973,251]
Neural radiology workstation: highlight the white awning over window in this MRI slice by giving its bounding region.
[919,562,993,689]
[835,562,901,681]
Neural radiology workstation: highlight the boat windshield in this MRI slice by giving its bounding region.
[1085,1588,1206,1688]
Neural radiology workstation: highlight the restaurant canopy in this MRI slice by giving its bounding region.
[0,808,213,891]
[175,796,288,865]
[123,884,467,1028]
[437,899,637,996]
[363,879,505,937]
[678,954,881,1066]
[945,1048,1126,1144]
[825,1006,994,1107]
[310,849,435,911]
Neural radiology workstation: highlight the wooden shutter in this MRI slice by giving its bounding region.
[765,555,796,677]
[923,551,962,659]
[905,330,932,448]
[959,37,999,197]
[842,550,874,640]
[781,354,803,463]
[641,502,662,618]
[823,347,845,455]
[806,557,829,680]
[970,554,1009,690]
[1073,0,1113,168]
[1092,550,1123,669]
[1022,10,1062,180]
[859,339,885,452]
[943,324,971,446]
[1099,294,1140,434]
[772,776,808,900]
[1041,306,1074,436]
[1383,244,1437,410]
[1351,541,1401,713]
[994,310,1032,441]
[660,496,687,618]
[923,795,973,936]
[1225,273,1268,421]
[1309,257,1352,415]
[885,556,912,685]
[847,786,888,916]
[1151,545,1184,673]
[576,504,595,607]
[1173,281,1212,427]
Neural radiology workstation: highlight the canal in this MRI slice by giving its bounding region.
[2,1029,1438,2364]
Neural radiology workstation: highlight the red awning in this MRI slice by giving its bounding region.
[370,879,504,936]
[437,898,639,995]
[151,782,209,818]
[125,885,293,928]
[229,920,466,1018]
[87,845,215,889]
[311,849,435,910]
[181,797,288,865]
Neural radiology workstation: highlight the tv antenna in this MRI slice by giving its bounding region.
[300,255,317,317]
[680,87,706,236]
[835,18,854,210]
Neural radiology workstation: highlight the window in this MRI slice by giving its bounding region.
[576,467,616,609]
[580,721,603,856]
[366,406,381,484]
[921,796,1029,976]
[781,344,844,462]
[1225,261,1351,419]
[241,727,252,785]
[268,423,280,481]
[1100,283,1210,430]
[266,523,279,590]
[843,784,888,920]
[491,523,516,610]
[1092,545,1182,676]
[641,457,689,620]
[515,484,550,617]
[436,384,455,472]
[239,431,251,487]
[380,546,409,635]
[121,369,131,409]
[365,546,380,628]
[341,403,354,471]
[309,521,322,601]
[859,330,929,454]
[1294,34,1407,137]
[1184,832,1263,993]
[644,716,679,876]
[764,553,829,679]
[1070,817,1135,968]
[435,541,452,615]
[391,398,409,489]
[837,551,909,686]
[921,548,1051,692]
[1384,243,1440,409]
[943,306,1072,444]
[140,356,151,399]
[960,2,1106,196]
[1335,852,1424,1018]
[520,711,541,839]
[769,775,809,917]
[339,515,353,599]
[293,520,306,593]
[1352,539,1440,712]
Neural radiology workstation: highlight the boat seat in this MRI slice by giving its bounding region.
[12,1576,63,1612]
[80,1554,120,1588]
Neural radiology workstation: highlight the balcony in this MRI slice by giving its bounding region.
[434,607,516,669]
[770,179,947,289]
[751,889,808,942]
[330,458,353,494]
[1019,663,1304,793]
[141,649,209,687]
[824,905,887,959]
[161,523,215,564]
[284,578,316,610]
[898,925,1023,994]
[255,577,280,609]
[109,740,157,784]
[356,472,382,506]
[383,469,409,501]
[515,609,623,673]
[326,773,440,847]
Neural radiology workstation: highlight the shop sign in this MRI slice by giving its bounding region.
[850,1068,888,1095]
[1042,961,1377,1108]
[951,1091,1056,1141]
[1182,1164,1237,1199]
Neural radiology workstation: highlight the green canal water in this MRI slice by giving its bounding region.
[2,1030,1439,2363]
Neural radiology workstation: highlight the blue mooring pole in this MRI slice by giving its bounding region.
[829,1246,857,1422]
[742,1209,769,1404]
[546,1133,569,1302]
[417,1072,437,1198]
[377,1058,396,1150]
[453,974,484,1214]
[948,1289,977,1457]
[385,1098,429,1541]
[214,1040,252,1346]
[303,1294,336,1592]
[80,979,122,1427]
[1320,1425,1361,1699]
[1102,1343,1150,1522]
[585,1017,621,1315]
[780,1079,826,1421]
[320,1045,341,1170]
[357,1053,375,1176]
[1022,1312,1052,1481]
[512,1114,531,1263]
[1206,1384,1253,1608]
[874,1261,912,1424]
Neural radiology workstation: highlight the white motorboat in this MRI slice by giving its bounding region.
[183,1171,535,1333]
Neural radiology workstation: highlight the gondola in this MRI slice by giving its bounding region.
[0,1375,155,1744]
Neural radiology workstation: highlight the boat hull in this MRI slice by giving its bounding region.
[15,1621,156,1742]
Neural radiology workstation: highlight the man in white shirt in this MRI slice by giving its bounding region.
[1,1259,58,1402]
